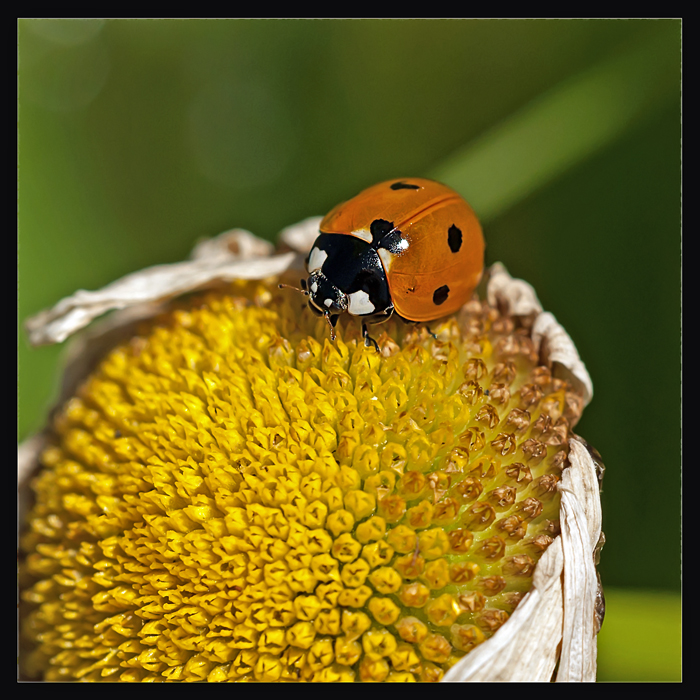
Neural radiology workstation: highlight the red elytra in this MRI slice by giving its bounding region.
[317,178,484,322]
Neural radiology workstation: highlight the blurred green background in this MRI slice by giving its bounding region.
[18,19,681,681]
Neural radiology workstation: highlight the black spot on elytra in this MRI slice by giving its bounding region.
[447,224,462,253]
[433,284,450,306]
[370,219,395,242]
[390,181,421,190]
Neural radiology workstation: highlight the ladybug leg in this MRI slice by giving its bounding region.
[362,323,380,352]
[324,312,337,342]
[380,306,394,323]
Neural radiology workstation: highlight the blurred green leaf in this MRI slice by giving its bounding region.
[432,30,679,221]
[597,588,681,682]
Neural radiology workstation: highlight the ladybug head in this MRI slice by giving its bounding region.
[278,272,345,340]
[307,270,348,317]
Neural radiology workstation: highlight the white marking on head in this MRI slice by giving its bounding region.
[378,248,395,271]
[324,298,333,308]
[310,281,318,293]
[347,290,376,316]
[307,247,328,272]
[351,228,373,244]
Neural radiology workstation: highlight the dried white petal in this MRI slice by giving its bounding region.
[486,261,543,316]
[189,227,275,261]
[533,311,593,405]
[18,433,48,490]
[24,234,295,346]
[556,438,603,682]
[278,215,323,253]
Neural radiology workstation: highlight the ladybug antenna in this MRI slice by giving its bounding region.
[278,280,309,296]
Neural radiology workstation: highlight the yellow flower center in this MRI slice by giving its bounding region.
[20,281,575,682]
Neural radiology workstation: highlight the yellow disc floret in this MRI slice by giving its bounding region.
[19,280,580,682]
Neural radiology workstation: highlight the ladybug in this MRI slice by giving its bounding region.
[291,178,484,348]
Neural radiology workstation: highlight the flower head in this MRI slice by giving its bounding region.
[19,226,601,682]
